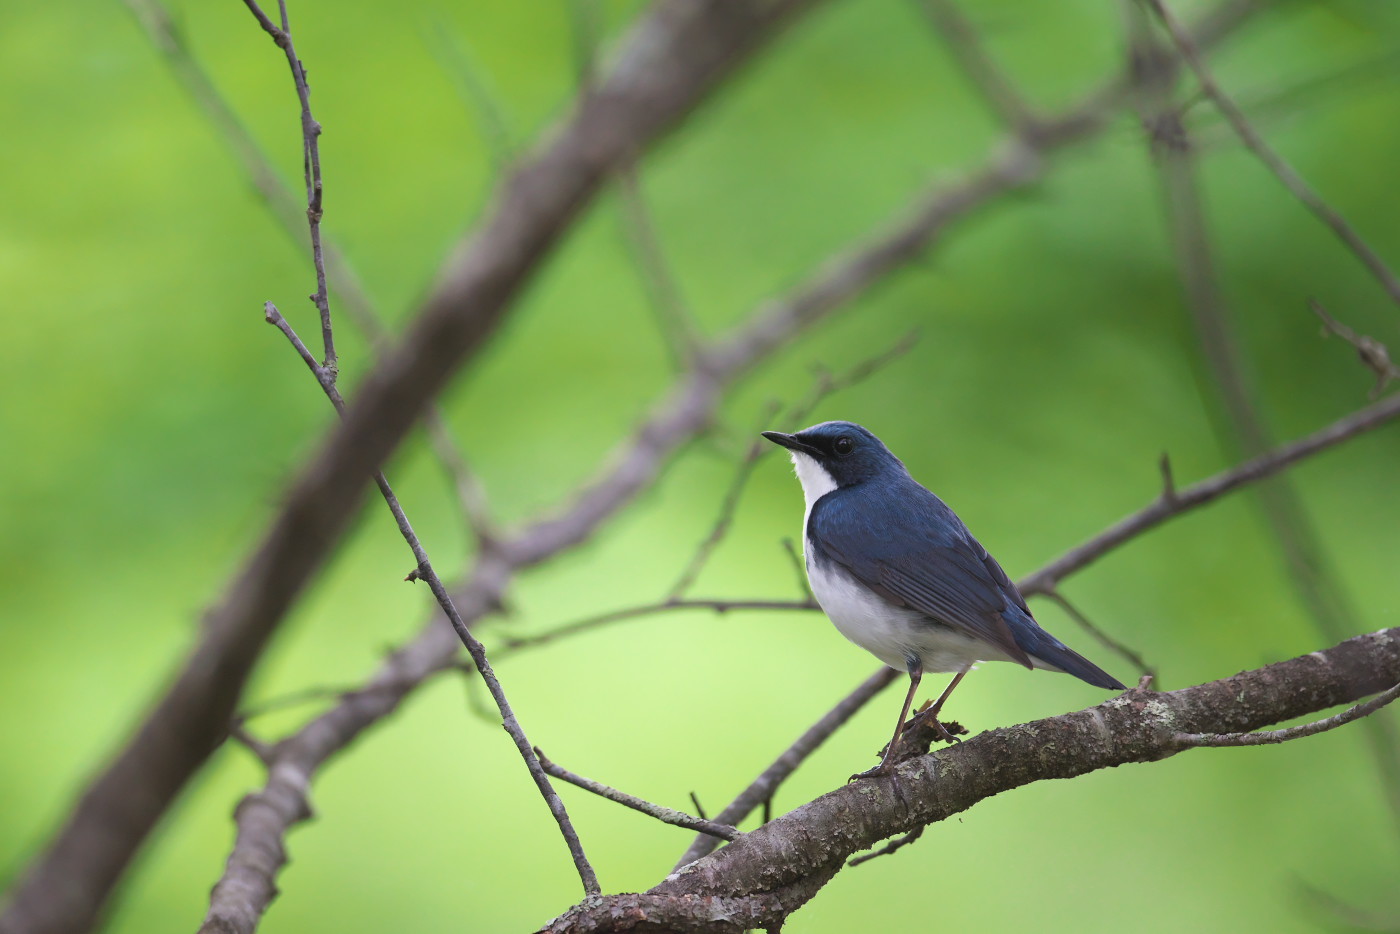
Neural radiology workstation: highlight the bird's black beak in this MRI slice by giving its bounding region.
[761,430,819,456]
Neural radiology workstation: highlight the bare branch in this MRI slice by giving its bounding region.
[1175,682,1400,747]
[1042,589,1155,682]
[673,667,899,870]
[240,0,336,374]
[1143,0,1400,310]
[667,332,917,600]
[536,748,742,841]
[617,165,702,368]
[916,0,1038,130]
[1312,300,1399,399]
[1018,390,1400,597]
[550,627,1400,933]
[123,0,500,548]
[500,598,818,654]
[847,825,925,867]
[1129,1,1400,846]
[254,302,600,900]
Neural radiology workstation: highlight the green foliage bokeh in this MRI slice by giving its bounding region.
[3,0,1399,931]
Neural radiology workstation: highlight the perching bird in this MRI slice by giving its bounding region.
[762,420,1125,779]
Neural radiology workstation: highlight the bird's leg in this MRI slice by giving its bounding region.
[850,658,922,781]
[914,665,971,743]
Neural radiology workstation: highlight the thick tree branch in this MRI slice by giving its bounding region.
[544,627,1400,933]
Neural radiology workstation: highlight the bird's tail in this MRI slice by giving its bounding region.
[1004,608,1126,690]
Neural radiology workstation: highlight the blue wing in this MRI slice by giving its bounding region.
[807,478,1034,669]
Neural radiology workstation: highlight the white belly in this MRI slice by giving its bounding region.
[806,539,1007,674]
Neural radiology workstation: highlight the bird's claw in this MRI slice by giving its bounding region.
[848,763,892,783]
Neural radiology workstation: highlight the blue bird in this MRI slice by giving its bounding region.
[762,420,1125,779]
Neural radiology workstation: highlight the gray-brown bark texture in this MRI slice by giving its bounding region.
[541,626,1400,933]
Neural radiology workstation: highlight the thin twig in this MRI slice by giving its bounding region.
[1043,589,1156,682]
[673,667,899,870]
[422,18,515,177]
[667,332,917,600]
[916,0,1038,130]
[241,0,336,374]
[847,826,925,867]
[665,401,780,600]
[780,538,812,599]
[618,165,702,368]
[1143,0,1400,310]
[1175,682,1400,747]
[1130,7,1400,844]
[422,412,500,548]
[228,725,275,765]
[1018,390,1400,596]
[1311,300,1399,399]
[537,749,742,841]
[262,300,600,896]
[124,0,499,547]
[500,598,818,654]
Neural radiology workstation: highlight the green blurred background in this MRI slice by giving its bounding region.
[4,0,1400,931]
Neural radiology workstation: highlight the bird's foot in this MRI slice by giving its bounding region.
[848,761,893,783]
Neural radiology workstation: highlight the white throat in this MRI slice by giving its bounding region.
[788,450,838,535]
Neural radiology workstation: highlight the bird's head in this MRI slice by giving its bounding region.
[761,421,905,493]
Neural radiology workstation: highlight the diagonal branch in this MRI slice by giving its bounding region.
[536,749,741,841]
[546,627,1400,933]
[261,301,599,899]
[1142,0,1400,310]
[1017,389,1400,596]
[916,0,1038,130]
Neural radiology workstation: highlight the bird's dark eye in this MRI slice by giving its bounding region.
[833,436,854,456]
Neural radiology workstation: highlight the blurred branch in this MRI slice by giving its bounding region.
[667,331,916,601]
[422,18,515,176]
[1129,0,1400,847]
[549,628,1400,933]
[616,165,703,369]
[122,0,500,549]
[1312,300,1399,399]
[568,1,702,369]
[1,5,826,932]
[673,667,899,870]
[1143,0,1400,310]
[536,748,742,841]
[1042,589,1156,683]
[916,0,1038,130]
